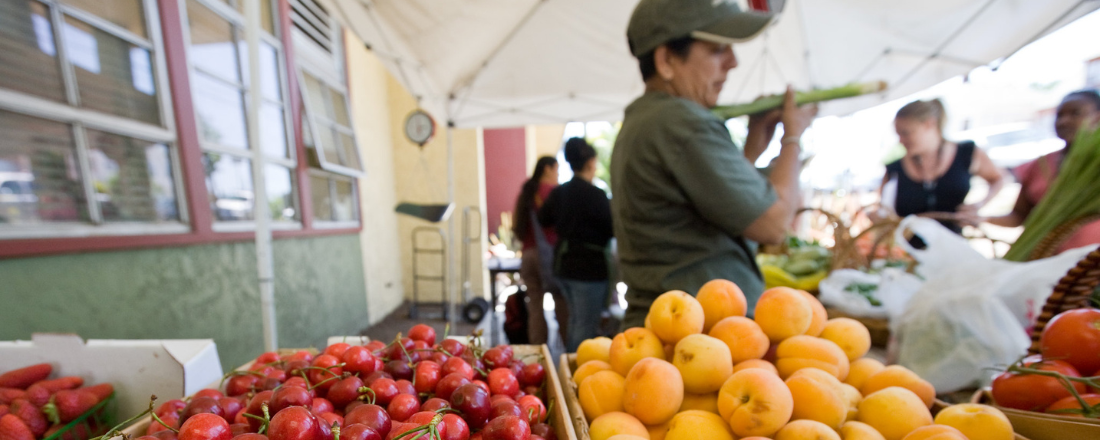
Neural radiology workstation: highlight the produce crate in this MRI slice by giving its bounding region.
[118,345,577,440]
[43,392,117,440]
[970,390,1092,440]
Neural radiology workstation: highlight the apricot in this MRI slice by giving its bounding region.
[786,368,849,429]
[840,421,886,440]
[900,425,967,440]
[798,290,829,337]
[860,366,935,408]
[647,290,705,345]
[845,358,886,390]
[574,360,613,386]
[856,387,933,440]
[664,410,735,440]
[622,358,683,425]
[578,337,614,365]
[579,370,626,420]
[932,403,1013,440]
[606,436,648,440]
[820,318,872,361]
[696,279,747,332]
[645,422,669,440]
[672,334,733,394]
[679,392,720,414]
[840,383,863,421]
[775,335,851,380]
[733,359,779,375]
[609,328,666,376]
[709,316,770,364]
[755,287,815,343]
[589,411,649,440]
[775,419,842,440]
[717,368,794,438]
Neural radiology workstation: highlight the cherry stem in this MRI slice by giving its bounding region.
[219,370,265,390]
[147,396,181,435]
[356,387,377,405]
[332,423,341,440]
[443,323,451,340]
[309,374,341,391]
[91,395,162,440]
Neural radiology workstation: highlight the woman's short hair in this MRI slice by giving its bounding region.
[636,36,696,81]
[563,137,597,172]
[896,98,947,134]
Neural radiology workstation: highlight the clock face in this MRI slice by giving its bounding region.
[405,111,435,145]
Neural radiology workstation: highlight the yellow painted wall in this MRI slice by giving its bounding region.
[525,124,566,174]
[345,32,406,324]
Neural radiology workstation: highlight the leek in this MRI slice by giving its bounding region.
[1004,126,1100,261]
[712,81,888,119]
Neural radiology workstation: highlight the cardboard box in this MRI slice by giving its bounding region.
[0,333,222,419]
[973,389,1100,440]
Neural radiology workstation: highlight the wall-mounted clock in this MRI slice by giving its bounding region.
[404,109,436,147]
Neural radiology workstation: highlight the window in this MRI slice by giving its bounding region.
[182,0,297,227]
[0,0,183,238]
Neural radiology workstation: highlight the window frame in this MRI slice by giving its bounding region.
[178,0,301,229]
[0,0,189,238]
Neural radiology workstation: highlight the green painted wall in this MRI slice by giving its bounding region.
[0,234,369,371]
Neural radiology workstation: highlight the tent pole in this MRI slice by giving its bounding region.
[446,121,457,329]
[246,0,277,351]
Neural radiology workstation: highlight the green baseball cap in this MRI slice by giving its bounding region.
[627,0,775,57]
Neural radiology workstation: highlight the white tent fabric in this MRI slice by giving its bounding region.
[324,0,1100,128]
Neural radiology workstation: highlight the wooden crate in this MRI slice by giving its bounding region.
[119,346,577,440]
[971,389,1098,440]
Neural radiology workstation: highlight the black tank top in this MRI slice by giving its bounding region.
[886,141,976,233]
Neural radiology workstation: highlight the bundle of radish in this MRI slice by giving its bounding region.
[0,364,114,440]
[711,81,888,120]
[1004,126,1100,261]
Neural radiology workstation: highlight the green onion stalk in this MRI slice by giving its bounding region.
[711,81,888,120]
[1004,125,1100,261]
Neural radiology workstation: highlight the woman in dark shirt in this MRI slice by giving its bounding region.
[539,138,614,351]
[881,99,1004,233]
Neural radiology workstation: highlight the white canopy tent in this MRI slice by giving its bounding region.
[321,0,1099,128]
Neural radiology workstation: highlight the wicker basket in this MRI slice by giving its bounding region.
[1027,214,1100,261]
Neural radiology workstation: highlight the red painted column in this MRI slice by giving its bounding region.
[482,128,529,241]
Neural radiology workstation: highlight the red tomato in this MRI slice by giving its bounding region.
[992,359,1088,412]
[1045,393,1100,417]
[1040,309,1100,375]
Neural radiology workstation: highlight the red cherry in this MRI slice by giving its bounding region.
[482,348,511,370]
[326,377,365,409]
[345,401,366,414]
[283,377,313,396]
[340,424,381,440]
[413,362,442,395]
[316,412,343,430]
[310,398,335,415]
[217,397,244,423]
[309,355,344,392]
[386,394,420,423]
[149,412,180,434]
[385,361,413,381]
[481,415,529,440]
[473,381,490,394]
[530,423,554,440]
[385,422,421,440]
[441,358,475,381]
[232,434,267,440]
[405,411,436,426]
[440,340,466,357]
[519,364,545,388]
[228,424,251,436]
[517,396,546,424]
[439,414,469,440]
[268,407,319,440]
[194,389,226,400]
[343,347,377,376]
[284,361,310,377]
[149,430,180,440]
[434,373,471,402]
[420,398,450,412]
[269,386,312,414]
[244,391,274,432]
[430,352,451,365]
[178,413,232,440]
[449,383,491,430]
[368,378,400,406]
[365,341,387,353]
[522,386,541,399]
[362,371,393,385]
[254,352,280,366]
[282,351,314,363]
[324,343,352,359]
[266,369,287,383]
[489,400,522,420]
[487,369,519,397]
[408,325,437,346]
[394,380,416,397]
[226,375,260,397]
[156,400,187,417]
[180,397,224,426]
[344,404,391,436]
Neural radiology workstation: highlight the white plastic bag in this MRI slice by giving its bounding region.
[892,217,1091,392]
[818,268,922,319]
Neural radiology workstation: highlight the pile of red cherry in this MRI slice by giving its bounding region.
[135,325,555,440]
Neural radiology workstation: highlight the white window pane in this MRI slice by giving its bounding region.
[329,87,349,125]
[337,131,361,171]
[0,110,88,224]
[315,123,339,166]
[239,41,282,101]
[233,0,274,35]
[333,178,356,222]
[186,0,239,83]
[302,72,328,119]
[192,72,248,149]
[64,15,161,125]
[203,152,253,221]
[259,102,288,159]
[265,164,295,222]
[85,129,179,222]
[309,174,331,221]
[0,0,66,102]
[61,0,147,39]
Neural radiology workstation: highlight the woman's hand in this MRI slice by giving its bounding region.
[955,204,984,227]
[781,86,818,139]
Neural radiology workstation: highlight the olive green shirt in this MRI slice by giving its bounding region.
[610,92,777,328]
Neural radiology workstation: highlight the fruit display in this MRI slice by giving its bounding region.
[0,363,115,440]
[757,238,832,292]
[563,279,1020,440]
[116,326,564,440]
[990,308,1100,418]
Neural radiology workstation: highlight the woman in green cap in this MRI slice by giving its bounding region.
[611,0,818,328]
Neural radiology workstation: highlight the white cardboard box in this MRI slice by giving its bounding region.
[0,334,223,418]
